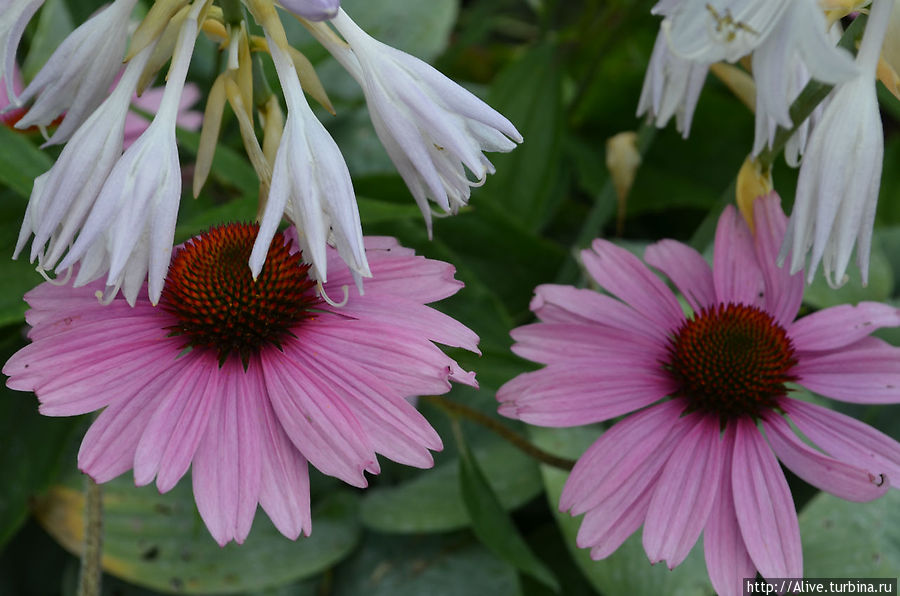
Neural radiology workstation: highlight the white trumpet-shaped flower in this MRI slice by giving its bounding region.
[637,28,708,138]
[321,10,522,231]
[0,0,43,104]
[750,0,856,157]
[783,0,894,288]
[55,1,206,305]
[14,0,138,145]
[250,33,369,285]
[15,44,156,271]
[278,0,340,21]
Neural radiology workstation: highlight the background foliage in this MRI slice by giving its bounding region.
[1,0,899,594]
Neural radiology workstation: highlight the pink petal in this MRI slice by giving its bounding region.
[781,398,900,485]
[643,414,724,568]
[528,284,672,344]
[713,206,766,308]
[132,355,218,492]
[794,337,900,403]
[580,484,653,560]
[497,363,675,427]
[560,400,688,515]
[283,340,442,468]
[763,412,888,501]
[510,322,664,366]
[731,418,802,579]
[704,425,757,596]
[644,239,716,312]
[258,382,312,539]
[788,302,900,352]
[752,194,803,327]
[581,240,685,333]
[77,362,189,483]
[192,358,264,546]
[261,346,378,488]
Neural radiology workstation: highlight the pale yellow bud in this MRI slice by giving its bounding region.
[736,155,773,232]
[879,0,900,101]
[605,131,641,235]
[710,62,756,113]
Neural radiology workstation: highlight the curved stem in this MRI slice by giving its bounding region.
[76,477,103,596]
[422,396,576,471]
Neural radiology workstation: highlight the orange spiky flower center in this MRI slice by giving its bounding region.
[665,303,798,420]
[160,223,319,365]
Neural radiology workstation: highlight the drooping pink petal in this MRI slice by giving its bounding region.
[704,425,757,596]
[132,355,218,492]
[77,362,189,483]
[560,400,688,515]
[258,379,312,540]
[644,239,716,312]
[497,363,675,427]
[788,302,900,352]
[794,336,900,403]
[510,322,664,366]
[752,193,803,327]
[781,398,900,484]
[643,414,724,569]
[580,484,654,560]
[283,340,442,468]
[712,205,766,308]
[762,412,889,501]
[581,240,685,332]
[731,418,802,580]
[261,346,378,488]
[529,284,673,344]
[192,358,264,546]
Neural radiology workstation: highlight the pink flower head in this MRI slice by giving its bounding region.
[497,193,900,596]
[4,223,479,546]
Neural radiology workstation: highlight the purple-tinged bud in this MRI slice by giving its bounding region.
[279,0,340,21]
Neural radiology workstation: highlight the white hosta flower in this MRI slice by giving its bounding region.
[662,0,788,63]
[14,0,138,145]
[637,28,708,138]
[751,0,856,157]
[251,33,369,285]
[15,45,155,270]
[279,0,340,21]
[55,1,205,305]
[783,0,894,287]
[0,0,43,103]
[325,10,522,230]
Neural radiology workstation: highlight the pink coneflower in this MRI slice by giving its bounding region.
[4,223,478,545]
[497,193,900,596]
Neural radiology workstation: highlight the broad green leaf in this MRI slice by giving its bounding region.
[484,43,565,232]
[0,190,47,326]
[331,533,521,596]
[529,426,714,596]
[21,0,74,81]
[0,126,52,198]
[34,477,361,594]
[359,438,542,534]
[457,430,560,591]
[799,488,900,578]
[802,235,894,309]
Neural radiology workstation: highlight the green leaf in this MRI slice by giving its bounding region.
[21,0,74,81]
[34,476,361,594]
[176,129,260,199]
[0,126,52,198]
[799,488,900,578]
[0,332,82,549]
[802,234,894,309]
[484,43,565,232]
[359,438,542,534]
[331,533,522,596]
[529,426,714,596]
[457,429,560,591]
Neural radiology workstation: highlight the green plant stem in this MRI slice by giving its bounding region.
[220,0,244,26]
[422,396,576,471]
[76,478,103,596]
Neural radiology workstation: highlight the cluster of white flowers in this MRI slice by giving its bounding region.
[637,0,894,287]
[0,0,521,305]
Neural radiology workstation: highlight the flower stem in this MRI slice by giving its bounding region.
[756,15,867,168]
[422,396,576,471]
[76,478,103,596]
